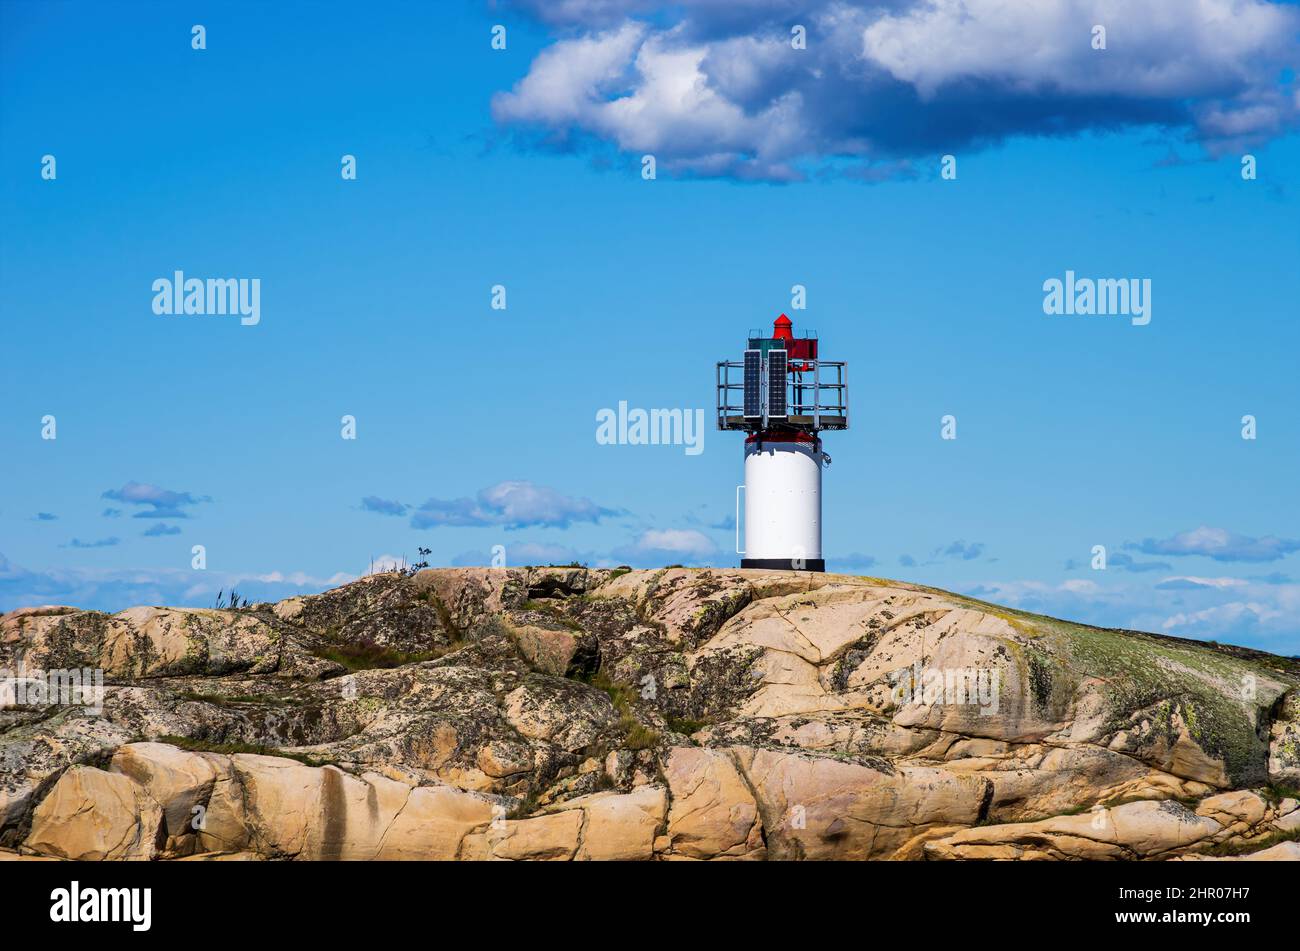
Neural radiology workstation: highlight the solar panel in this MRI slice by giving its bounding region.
[767,350,787,417]
[743,350,762,418]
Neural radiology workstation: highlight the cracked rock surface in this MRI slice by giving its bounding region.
[2,567,1298,860]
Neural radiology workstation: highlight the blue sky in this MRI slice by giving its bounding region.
[2,1,1298,653]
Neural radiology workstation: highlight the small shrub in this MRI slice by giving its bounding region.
[402,547,432,576]
[213,589,251,610]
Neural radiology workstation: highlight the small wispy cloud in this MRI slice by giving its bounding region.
[610,528,717,565]
[364,481,619,531]
[1110,552,1171,573]
[900,540,987,568]
[445,528,719,569]
[832,552,878,572]
[142,523,181,537]
[1126,526,1300,563]
[32,512,58,521]
[360,496,410,517]
[63,537,120,549]
[101,481,211,520]
[940,540,984,562]
[1154,576,1249,591]
[1064,552,1171,572]
[450,541,581,567]
[1162,601,1285,640]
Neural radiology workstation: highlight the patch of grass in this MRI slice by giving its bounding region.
[1199,826,1300,858]
[623,722,661,751]
[422,590,463,639]
[1100,794,1159,810]
[156,735,332,767]
[520,599,583,631]
[311,639,455,672]
[1054,802,1099,818]
[584,670,635,713]
[666,715,708,736]
[507,790,541,820]
[174,690,294,707]
[606,567,632,581]
[1261,783,1300,804]
[581,670,661,750]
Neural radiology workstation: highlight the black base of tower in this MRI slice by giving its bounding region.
[741,557,826,572]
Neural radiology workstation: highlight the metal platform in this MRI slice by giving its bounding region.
[716,358,848,433]
[719,415,847,431]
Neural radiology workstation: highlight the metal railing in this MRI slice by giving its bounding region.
[716,358,848,430]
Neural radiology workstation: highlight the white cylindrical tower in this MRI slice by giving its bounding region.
[742,435,823,570]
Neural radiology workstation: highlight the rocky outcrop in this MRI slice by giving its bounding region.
[924,791,1300,861]
[26,765,161,860]
[2,567,1297,860]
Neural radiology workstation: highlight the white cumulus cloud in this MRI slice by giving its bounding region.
[493,0,1300,179]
